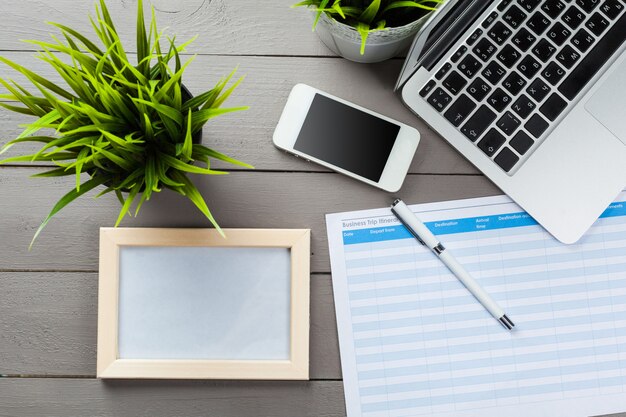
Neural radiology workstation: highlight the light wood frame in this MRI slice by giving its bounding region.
[97,228,310,380]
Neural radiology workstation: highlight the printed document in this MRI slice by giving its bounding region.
[326,192,626,417]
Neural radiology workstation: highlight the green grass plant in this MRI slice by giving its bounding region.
[0,0,252,247]
[293,0,444,55]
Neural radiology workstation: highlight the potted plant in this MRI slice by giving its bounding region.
[293,0,444,63]
[0,0,252,247]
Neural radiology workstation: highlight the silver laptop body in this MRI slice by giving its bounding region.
[397,0,626,243]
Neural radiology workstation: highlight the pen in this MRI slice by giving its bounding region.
[390,199,515,331]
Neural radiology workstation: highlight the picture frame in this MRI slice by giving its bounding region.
[97,228,310,380]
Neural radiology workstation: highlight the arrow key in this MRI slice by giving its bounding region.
[461,105,497,142]
[478,129,506,157]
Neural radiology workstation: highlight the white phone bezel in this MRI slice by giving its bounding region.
[273,84,420,193]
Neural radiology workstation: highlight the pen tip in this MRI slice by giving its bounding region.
[392,198,402,207]
[499,315,515,330]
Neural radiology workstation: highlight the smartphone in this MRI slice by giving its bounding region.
[273,84,420,193]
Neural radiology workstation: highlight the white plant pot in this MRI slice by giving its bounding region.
[313,11,432,63]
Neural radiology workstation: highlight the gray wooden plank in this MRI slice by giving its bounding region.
[0,378,346,417]
[0,272,340,379]
[0,53,479,175]
[0,0,332,56]
[0,167,500,272]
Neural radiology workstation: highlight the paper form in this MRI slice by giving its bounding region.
[326,192,626,417]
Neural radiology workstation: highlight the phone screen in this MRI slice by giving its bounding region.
[293,94,400,182]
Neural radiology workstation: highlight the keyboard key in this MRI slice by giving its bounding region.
[488,22,514,44]
[482,11,499,28]
[510,130,535,154]
[435,62,452,80]
[518,0,542,12]
[473,38,498,61]
[562,6,586,29]
[428,87,453,111]
[556,45,581,69]
[526,78,552,102]
[497,44,522,68]
[478,129,506,156]
[461,105,497,141]
[546,22,571,46]
[502,71,527,95]
[497,111,522,135]
[444,94,477,127]
[517,55,542,78]
[560,12,626,100]
[498,0,513,11]
[525,113,549,138]
[540,93,568,121]
[467,77,492,101]
[576,0,601,13]
[487,88,512,112]
[495,147,520,172]
[542,62,566,85]
[482,61,507,84]
[458,55,483,78]
[586,12,610,36]
[502,5,527,28]
[467,28,483,46]
[527,11,551,35]
[541,0,567,18]
[420,80,437,97]
[571,28,595,52]
[600,0,624,19]
[532,39,558,62]
[512,94,536,119]
[511,28,537,51]
[443,70,468,95]
[451,45,468,63]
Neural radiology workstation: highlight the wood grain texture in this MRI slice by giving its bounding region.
[0,167,500,272]
[0,0,331,57]
[0,378,347,417]
[0,53,479,175]
[0,272,340,380]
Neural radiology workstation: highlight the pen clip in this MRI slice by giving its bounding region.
[391,207,426,246]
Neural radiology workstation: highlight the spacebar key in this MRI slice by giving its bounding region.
[558,12,626,101]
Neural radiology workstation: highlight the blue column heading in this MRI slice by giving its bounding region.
[342,202,626,245]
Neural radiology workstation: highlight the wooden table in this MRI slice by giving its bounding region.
[0,1,618,416]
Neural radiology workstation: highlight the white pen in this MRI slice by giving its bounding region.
[391,199,515,331]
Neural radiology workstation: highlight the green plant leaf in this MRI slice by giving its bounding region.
[30,167,75,178]
[312,0,331,29]
[356,22,371,55]
[115,181,142,227]
[181,110,194,162]
[191,145,254,169]
[88,145,134,171]
[359,0,381,24]
[132,98,183,126]
[30,175,110,249]
[73,147,91,191]
[47,22,105,57]
[159,152,228,175]
[191,107,248,133]
[169,170,224,236]
[136,0,150,77]
[382,0,441,14]
[0,57,74,100]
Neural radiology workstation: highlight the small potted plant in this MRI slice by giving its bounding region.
[293,0,444,63]
[0,0,252,247]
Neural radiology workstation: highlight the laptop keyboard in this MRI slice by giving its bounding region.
[420,0,626,174]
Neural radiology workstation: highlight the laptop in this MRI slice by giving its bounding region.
[396,0,626,244]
